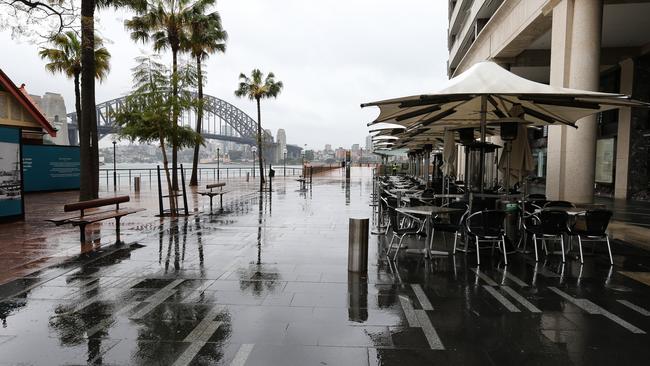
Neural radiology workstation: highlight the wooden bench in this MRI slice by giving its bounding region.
[198,182,230,211]
[47,196,145,243]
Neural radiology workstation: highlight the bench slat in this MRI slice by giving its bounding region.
[64,196,130,212]
[66,208,145,225]
[198,190,230,197]
[206,182,226,189]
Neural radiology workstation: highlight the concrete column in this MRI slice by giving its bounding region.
[546,0,573,200]
[563,0,602,203]
[614,58,634,200]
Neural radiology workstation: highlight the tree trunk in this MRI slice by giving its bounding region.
[256,97,265,192]
[189,56,203,186]
[73,72,82,148]
[159,135,176,215]
[79,0,96,201]
[171,48,179,192]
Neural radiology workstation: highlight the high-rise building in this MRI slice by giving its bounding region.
[447,0,650,202]
[30,92,69,146]
[365,135,373,151]
[324,144,332,152]
[276,128,286,163]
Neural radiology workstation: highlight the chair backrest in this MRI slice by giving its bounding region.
[540,210,569,235]
[544,200,574,208]
[421,188,434,198]
[520,201,541,215]
[472,197,497,212]
[466,210,505,236]
[527,193,547,201]
[447,201,469,226]
[582,209,613,235]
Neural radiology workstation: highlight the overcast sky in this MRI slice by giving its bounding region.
[1,0,449,150]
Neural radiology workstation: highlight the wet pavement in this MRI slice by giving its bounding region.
[1,168,650,365]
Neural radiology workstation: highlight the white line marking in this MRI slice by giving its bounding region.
[399,296,420,327]
[415,309,445,350]
[483,285,520,312]
[230,343,254,366]
[129,289,177,320]
[173,321,223,366]
[617,300,650,316]
[500,270,528,287]
[501,286,541,313]
[411,284,434,310]
[549,287,646,334]
[471,268,497,286]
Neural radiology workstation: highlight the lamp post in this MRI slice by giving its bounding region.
[301,146,306,177]
[251,146,257,178]
[283,148,287,177]
[217,147,220,182]
[112,138,117,191]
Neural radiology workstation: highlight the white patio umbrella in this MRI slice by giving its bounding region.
[362,61,649,191]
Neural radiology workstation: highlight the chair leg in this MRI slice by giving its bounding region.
[387,234,396,256]
[560,236,566,263]
[533,234,539,262]
[394,236,405,261]
[605,235,614,265]
[577,235,584,264]
[475,237,481,265]
[501,236,508,265]
[452,231,458,254]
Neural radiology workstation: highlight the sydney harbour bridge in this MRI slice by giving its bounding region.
[66,94,301,156]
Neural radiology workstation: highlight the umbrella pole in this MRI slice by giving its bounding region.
[505,141,512,197]
[479,95,487,194]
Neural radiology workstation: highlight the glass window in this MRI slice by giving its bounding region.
[595,138,615,183]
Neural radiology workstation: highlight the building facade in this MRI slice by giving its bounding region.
[448,0,650,202]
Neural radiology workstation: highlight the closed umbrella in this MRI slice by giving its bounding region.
[441,129,457,177]
[498,124,534,190]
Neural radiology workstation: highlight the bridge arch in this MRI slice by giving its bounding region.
[66,94,259,145]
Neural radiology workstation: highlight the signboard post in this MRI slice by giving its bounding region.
[0,126,24,221]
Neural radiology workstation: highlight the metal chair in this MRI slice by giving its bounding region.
[465,210,507,265]
[568,209,614,264]
[429,201,469,255]
[386,201,425,260]
[517,201,542,256]
[527,210,570,262]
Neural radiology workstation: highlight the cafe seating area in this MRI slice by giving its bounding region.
[374,173,616,266]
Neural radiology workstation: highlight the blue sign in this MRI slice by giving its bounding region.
[23,145,80,192]
[0,126,23,219]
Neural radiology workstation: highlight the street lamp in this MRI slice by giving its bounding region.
[112,137,117,191]
[283,148,287,177]
[251,146,257,178]
[217,147,220,182]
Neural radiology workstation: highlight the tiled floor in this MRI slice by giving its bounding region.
[1,168,650,365]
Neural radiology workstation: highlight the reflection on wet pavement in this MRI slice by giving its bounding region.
[1,168,650,365]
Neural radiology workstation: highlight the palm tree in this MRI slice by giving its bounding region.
[39,30,111,199]
[184,7,227,186]
[234,70,283,192]
[126,0,214,190]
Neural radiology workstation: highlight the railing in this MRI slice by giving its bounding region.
[99,166,303,191]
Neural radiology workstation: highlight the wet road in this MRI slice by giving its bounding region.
[1,168,650,365]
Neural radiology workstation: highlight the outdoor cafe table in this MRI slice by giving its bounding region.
[396,206,464,258]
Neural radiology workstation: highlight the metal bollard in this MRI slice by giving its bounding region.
[348,218,369,273]
[246,172,250,182]
[134,177,141,192]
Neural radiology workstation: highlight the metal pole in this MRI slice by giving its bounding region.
[479,95,487,194]
[112,141,117,191]
[217,147,220,181]
[284,152,286,177]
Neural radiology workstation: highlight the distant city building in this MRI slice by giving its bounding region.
[276,128,286,163]
[334,147,346,160]
[351,144,359,151]
[29,92,69,146]
[324,144,332,152]
[365,135,373,151]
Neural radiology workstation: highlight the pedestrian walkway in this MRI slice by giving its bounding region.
[0,168,649,365]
